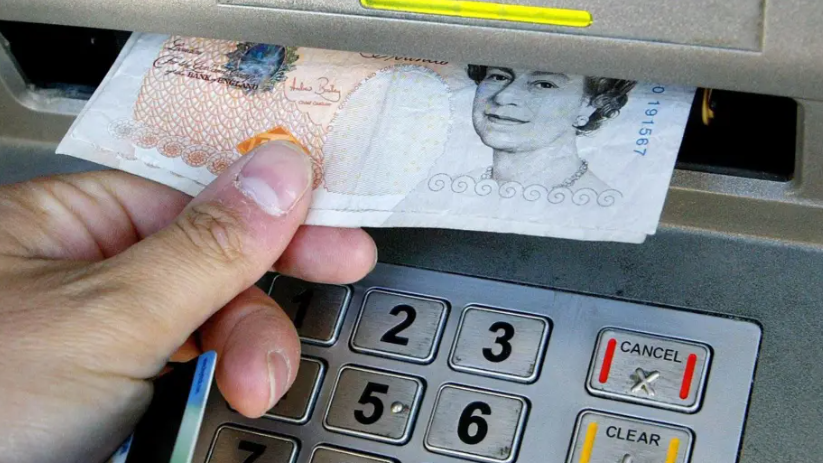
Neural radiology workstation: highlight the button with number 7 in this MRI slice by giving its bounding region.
[425,384,528,463]
[450,306,550,383]
[324,366,424,444]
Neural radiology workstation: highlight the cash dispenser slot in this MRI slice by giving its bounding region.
[0,21,798,182]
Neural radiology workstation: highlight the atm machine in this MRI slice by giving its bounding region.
[0,1,821,462]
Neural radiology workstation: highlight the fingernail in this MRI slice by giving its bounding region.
[266,349,291,410]
[235,141,312,216]
[371,245,379,272]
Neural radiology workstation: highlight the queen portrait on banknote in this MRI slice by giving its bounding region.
[467,65,636,191]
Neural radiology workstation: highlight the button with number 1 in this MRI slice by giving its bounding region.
[425,384,528,463]
[450,306,550,383]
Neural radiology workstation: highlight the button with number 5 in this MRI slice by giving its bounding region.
[324,366,424,444]
[351,290,448,363]
[207,426,297,463]
[450,307,550,383]
[425,384,528,463]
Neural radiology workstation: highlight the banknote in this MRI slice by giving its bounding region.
[58,33,695,243]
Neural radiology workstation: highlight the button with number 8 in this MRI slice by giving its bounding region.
[324,366,424,444]
[351,290,448,363]
[450,306,550,383]
[425,384,528,463]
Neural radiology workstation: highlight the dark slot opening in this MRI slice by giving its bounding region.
[675,89,797,181]
[0,21,799,181]
[0,21,130,99]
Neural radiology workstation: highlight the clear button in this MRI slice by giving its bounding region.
[587,329,711,412]
[567,411,692,463]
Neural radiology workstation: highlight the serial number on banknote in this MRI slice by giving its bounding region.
[634,86,667,156]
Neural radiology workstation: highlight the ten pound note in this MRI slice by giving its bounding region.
[58,34,695,243]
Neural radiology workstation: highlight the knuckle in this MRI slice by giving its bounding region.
[172,203,247,266]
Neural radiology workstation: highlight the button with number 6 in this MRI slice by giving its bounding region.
[450,306,550,383]
[425,384,528,463]
[351,290,448,363]
[324,366,424,444]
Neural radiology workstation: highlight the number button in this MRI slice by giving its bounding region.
[351,290,448,363]
[425,385,528,463]
[269,276,350,345]
[310,445,395,463]
[265,358,325,424]
[324,366,424,444]
[207,426,297,463]
[450,307,550,382]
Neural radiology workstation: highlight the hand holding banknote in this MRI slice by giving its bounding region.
[0,143,376,463]
[59,34,695,242]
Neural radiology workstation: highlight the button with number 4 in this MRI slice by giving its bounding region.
[425,384,528,463]
[269,275,350,346]
[324,366,424,444]
[450,306,550,383]
[265,357,324,424]
[207,426,297,463]
[351,290,448,363]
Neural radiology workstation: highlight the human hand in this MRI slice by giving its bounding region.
[0,141,376,463]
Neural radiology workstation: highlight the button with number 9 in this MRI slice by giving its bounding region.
[425,384,528,463]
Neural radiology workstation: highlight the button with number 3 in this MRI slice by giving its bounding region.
[207,426,297,463]
[425,384,528,463]
[450,306,550,383]
[324,366,424,444]
[351,290,448,363]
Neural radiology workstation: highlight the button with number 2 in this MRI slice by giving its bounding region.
[425,384,528,463]
[324,366,424,444]
[351,290,448,363]
[450,306,550,382]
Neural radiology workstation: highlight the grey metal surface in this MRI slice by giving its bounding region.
[351,290,448,363]
[191,264,758,463]
[266,358,325,424]
[424,384,527,463]
[207,426,298,463]
[567,411,692,463]
[2,0,823,101]
[449,306,549,383]
[269,277,351,346]
[587,329,710,413]
[323,365,423,444]
[310,446,394,463]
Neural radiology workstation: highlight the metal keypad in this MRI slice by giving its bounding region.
[450,306,550,382]
[424,384,528,463]
[567,411,693,463]
[207,426,297,463]
[265,358,324,424]
[324,366,423,444]
[195,265,761,463]
[588,329,711,412]
[351,290,448,363]
[310,445,395,463]
[269,276,349,345]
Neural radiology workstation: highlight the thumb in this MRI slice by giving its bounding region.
[96,140,313,369]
